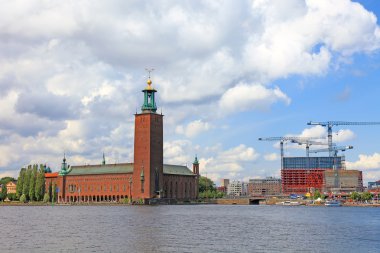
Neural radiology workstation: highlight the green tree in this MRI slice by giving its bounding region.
[199,176,216,193]
[16,168,26,199]
[29,165,38,201]
[0,183,7,201]
[313,190,321,199]
[350,192,361,201]
[7,193,16,201]
[23,165,32,200]
[20,194,26,203]
[0,177,15,186]
[43,193,50,203]
[361,192,373,201]
[35,164,45,201]
[52,184,57,202]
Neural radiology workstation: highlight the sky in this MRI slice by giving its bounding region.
[0,0,380,186]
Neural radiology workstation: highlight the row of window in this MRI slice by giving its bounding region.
[67,184,128,193]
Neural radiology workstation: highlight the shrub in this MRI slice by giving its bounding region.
[43,193,50,203]
[20,194,27,203]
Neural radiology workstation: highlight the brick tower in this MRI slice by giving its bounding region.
[132,77,163,200]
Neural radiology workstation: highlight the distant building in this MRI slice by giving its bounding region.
[227,181,247,196]
[248,177,281,196]
[368,180,380,192]
[323,170,363,193]
[282,156,343,194]
[5,181,17,194]
[221,179,230,187]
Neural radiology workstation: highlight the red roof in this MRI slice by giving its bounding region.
[45,172,59,178]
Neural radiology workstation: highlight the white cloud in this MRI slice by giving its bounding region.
[175,120,211,138]
[0,0,379,178]
[346,153,380,184]
[219,83,291,113]
[264,153,279,161]
[347,153,380,170]
[199,144,259,182]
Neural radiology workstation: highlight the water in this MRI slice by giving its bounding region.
[0,205,379,253]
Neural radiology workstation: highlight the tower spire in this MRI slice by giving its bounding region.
[102,152,106,165]
[141,69,157,113]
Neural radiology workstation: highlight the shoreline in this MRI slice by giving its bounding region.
[1,201,380,207]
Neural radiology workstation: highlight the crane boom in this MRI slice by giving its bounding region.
[258,136,321,170]
[307,121,380,157]
[309,145,353,157]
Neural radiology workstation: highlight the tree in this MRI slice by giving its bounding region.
[0,183,7,201]
[29,165,38,201]
[361,192,373,202]
[350,192,361,202]
[52,184,57,202]
[35,164,45,201]
[313,190,321,199]
[23,165,32,200]
[20,194,26,203]
[199,176,216,193]
[16,168,26,199]
[0,177,15,186]
[7,193,16,201]
[43,193,50,203]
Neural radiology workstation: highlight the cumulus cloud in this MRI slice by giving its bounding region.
[0,0,379,177]
[346,153,380,183]
[264,153,279,161]
[199,144,259,182]
[219,83,291,113]
[175,120,211,138]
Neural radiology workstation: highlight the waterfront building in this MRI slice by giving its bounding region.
[368,180,380,192]
[282,156,343,194]
[248,177,281,196]
[221,179,230,187]
[323,170,363,193]
[5,181,17,194]
[227,180,247,196]
[45,78,199,203]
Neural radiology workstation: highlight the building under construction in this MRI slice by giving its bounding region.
[282,156,363,194]
[282,156,341,194]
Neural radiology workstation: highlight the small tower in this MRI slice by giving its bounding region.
[193,155,199,175]
[141,77,157,113]
[102,153,106,165]
[59,153,69,176]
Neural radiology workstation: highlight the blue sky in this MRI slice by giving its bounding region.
[0,0,379,185]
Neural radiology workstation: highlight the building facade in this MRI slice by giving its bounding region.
[248,177,281,196]
[227,180,248,196]
[323,170,363,193]
[282,156,343,194]
[45,78,199,203]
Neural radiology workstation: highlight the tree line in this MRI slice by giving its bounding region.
[15,164,46,202]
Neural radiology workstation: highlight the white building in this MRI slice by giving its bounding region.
[227,181,248,196]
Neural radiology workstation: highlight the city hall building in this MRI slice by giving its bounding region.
[45,78,199,203]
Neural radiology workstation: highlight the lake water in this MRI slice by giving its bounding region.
[0,205,379,252]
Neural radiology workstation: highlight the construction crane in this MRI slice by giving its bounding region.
[307,121,380,157]
[258,136,320,170]
[290,139,327,157]
[309,145,353,157]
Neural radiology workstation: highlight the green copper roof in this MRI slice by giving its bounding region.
[141,79,157,112]
[66,163,194,176]
[193,155,199,165]
[163,164,194,176]
[69,163,134,175]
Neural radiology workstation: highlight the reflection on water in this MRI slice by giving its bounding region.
[0,205,379,253]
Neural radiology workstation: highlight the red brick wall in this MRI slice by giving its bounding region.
[58,173,133,202]
[163,174,198,200]
[133,113,163,199]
